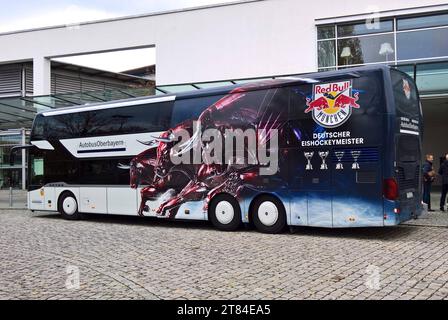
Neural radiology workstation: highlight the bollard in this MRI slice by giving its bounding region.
[9,187,13,208]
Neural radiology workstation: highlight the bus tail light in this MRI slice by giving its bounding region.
[383,178,398,201]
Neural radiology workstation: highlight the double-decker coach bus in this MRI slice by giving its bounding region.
[18,65,423,233]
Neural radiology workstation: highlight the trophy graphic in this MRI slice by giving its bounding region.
[335,151,345,170]
[304,152,314,170]
[319,151,329,170]
[351,150,362,170]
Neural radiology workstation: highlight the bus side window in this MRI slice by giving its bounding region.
[45,113,80,139]
[390,70,419,117]
[170,96,220,126]
[258,87,289,122]
[221,90,270,129]
[101,101,174,134]
[255,87,290,148]
[42,100,176,140]
[78,159,130,184]
[282,121,303,148]
[351,72,386,115]
[31,115,45,140]
[285,86,309,148]
[289,85,310,120]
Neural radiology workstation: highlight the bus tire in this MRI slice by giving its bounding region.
[251,195,286,234]
[208,194,242,231]
[58,192,81,220]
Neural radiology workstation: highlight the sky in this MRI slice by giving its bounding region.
[0,0,237,72]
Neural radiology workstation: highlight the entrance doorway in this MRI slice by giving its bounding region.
[421,98,448,187]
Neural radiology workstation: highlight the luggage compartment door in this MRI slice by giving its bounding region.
[332,148,384,227]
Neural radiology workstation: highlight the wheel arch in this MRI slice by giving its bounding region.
[207,192,242,231]
[57,190,77,213]
[248,192,286,223]
[207,192,241,221]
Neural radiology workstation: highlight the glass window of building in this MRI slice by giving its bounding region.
[397,12,448,30]
[317,25,335,40]
[394,65,415,78]
[397,28,448,60]
[0,132,28,189]
[316,12,448,71]
[318,40,336,68]
[337,20,393,37]
[338,34,395,66]
[415,62,448,94]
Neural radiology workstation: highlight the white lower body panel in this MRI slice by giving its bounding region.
[107,187,138,215]
[79,187,107,213]
[28,188,45,211]
[28,186,207,220]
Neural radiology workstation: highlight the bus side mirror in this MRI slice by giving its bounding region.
[9,145,34,166]
[9,146,19,166]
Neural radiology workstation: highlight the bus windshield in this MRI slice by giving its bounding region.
[391,69,421,119]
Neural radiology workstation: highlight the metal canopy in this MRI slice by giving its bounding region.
[0,74,284,130]
[1,61,447,130]
[156,62,448,97]
[0,87,155,129]
[156,78,274,94]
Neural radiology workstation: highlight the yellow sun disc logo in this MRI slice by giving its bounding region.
[305,80,361,128]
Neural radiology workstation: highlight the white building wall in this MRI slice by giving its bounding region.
[0,0,447,93]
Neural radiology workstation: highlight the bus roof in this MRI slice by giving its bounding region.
[40,65,393,117]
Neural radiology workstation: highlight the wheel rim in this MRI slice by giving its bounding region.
[215,200,235,225]
[63,197,77,215]
[257,201,279,227]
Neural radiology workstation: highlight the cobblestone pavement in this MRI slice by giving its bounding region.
[405,210,448,227]
[1,209,448,300]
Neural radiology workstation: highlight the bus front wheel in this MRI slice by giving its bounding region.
[208,194,242,231]
[58,192,81,220]
[251,195,286,234]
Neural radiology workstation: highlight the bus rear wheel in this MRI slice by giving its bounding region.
[58,192,81,220]
[252,195,286,234]
[208,194,242,231]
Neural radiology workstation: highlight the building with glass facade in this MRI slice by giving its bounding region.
[317,13,448,71]
[0,130,26,189]
[0,62,154,189]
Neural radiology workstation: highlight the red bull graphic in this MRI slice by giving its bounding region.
[126,85,284,218]
[403,79,411,100]
[305,80,360,128]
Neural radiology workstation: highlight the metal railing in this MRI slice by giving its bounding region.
[0,188,27,209]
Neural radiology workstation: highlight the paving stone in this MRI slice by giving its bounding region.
[0,209,448,300]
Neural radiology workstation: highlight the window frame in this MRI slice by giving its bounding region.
[337,19,394,38]
[36,101,174,140]
[397,12,448,31]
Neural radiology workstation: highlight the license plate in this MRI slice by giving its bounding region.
[406,192,414,199]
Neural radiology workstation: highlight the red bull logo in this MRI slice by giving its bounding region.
[305,80,360,128]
